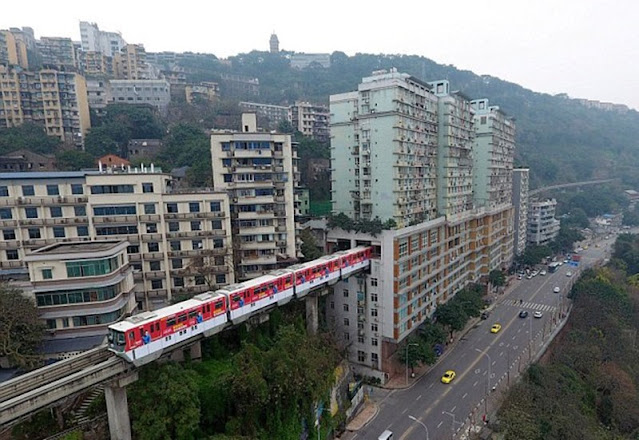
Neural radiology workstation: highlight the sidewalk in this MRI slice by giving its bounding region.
[344,278,519,433]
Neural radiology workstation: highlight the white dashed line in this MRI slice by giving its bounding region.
[416,395,422,401]
[462,393,468,399]
[438,421,444,428]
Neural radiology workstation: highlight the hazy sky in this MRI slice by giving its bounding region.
[3,0,638,109]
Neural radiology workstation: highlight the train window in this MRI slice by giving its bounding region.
[178,314,187,323]
[129,332,135,340]
[167,317,176,327]
[215,301,223,309]
[139,329,144,338]
[189,311,197,319]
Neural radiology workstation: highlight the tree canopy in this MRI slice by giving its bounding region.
[0,284,45,369]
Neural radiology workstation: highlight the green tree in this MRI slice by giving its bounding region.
[300,228,323,262]
[434,301,467,337]
[489,269,506,287]
[55,150,95,171]
[0,284,45,369]
[0,123,60,155]
[129,362,201,440]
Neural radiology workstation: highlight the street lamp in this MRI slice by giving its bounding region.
[408,415,429,440]
[442,411,463,440]
[475,348,492,416]
[405,342,419,385]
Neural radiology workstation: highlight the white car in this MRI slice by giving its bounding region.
[540,270,547,276]
[533,311,543,318]
[553,286,560,293]
[566,271,573,277]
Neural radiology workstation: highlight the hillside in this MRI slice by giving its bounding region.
[171,51,639,189]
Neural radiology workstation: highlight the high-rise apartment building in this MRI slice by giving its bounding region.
[327,70,516,381]
[289,101,330,142]
[512,168,529,256]
[0,30,22,67]
[114,44,149,80]
[79,51,114,76]
[239,102,289,129]
[0,169,233,310]
[211,113,300,280]
[269,33,279,53]
[3,27,34,68]
[108,79,171,114]
[527,198,560,246]
[0,66,91,148]
[37,37,77,69]
[330,70,439,226]
[471,99,516,209]
[79,21,126,57]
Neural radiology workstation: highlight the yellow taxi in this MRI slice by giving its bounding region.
[441,370,456,384]
[490,323,502,334]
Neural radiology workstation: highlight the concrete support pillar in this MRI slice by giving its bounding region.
[189,341,202,362]
[306,294,319,335]
[105,372,138,440]
[170,348,185,362]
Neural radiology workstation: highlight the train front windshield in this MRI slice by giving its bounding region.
[108,329,126,351]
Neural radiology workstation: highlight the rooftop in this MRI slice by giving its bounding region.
[29,240,125,256]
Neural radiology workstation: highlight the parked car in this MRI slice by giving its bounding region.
[533,311,543,318]
[553,286,561,293]
[566,271,573,277]
[481,311,490,320]
[540,270,547,276]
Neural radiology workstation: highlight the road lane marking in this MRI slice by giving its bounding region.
[428,383,434,389]
[499,351,504,357]
[451,405,457,412]
[437,421,443,428]
[473,380,478,387]
[462,393,468,399]
[416,395,422,401]
[402,408,408,414]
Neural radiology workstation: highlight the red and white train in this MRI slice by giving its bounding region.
[108,246,372,365]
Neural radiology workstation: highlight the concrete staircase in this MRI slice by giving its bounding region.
[73,385,104,425]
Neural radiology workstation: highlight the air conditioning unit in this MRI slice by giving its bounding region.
[17,197,24,204]
[374,332,379,337]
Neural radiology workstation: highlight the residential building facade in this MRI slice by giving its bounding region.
[79,21,127,57]
[185,82,219,104]
[290,101,330,142]
[24,240,136,347]
[0,169,233,310]
[37,37,77,69]
[527,198,560,246]
[0,65,91,148]
[0,149,56,172]
[239,101,289,130]
[512,168,529,256]
[211,113,299,280]
[114,44,149,80]
[327,70,516,381]
[109,79,171,114]
[127,139,163,161]
[290,53,331,69]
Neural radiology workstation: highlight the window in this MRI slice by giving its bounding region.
[371,278,378,287]
[50,206,62,218]
[74,206,86,216]
[6,249,18,260]
[53,227,65,238]
[174,277,184,287]
[372,338,378,347]
[189,202,200,213]
[195,275,205,285]
[3,229,15,240]
[46,184,59,196]
[148,242,159,252]
[210,201,221,212]
[168,222,179,232]
[358,351,366,362]
[149,261,161,271]
[146,223,157,234]
[151,279,163,289]
[398,239,408,258]
[192,240,203,250]
[170,241,181,251]
[213,239,224,248]
[71,184,83,195]
[343,304,349,312]
[42,268,53,280]
[371,324,378,332]
[0,208,12,219]
[344,332,350,341]
[144,204,156,214]
[96,225,138,236]
[211,220,222,229]
[371,293,378,302]
[190,221,201,231]
[171,258,183,269]
[28,228,41,239]
[142,182,154,193]
[343,318,350,326]
[22,185,34,196]
[216,274,226,284]
[0,186,9,197]
[66,256,119,277]
[166,203,178,213]
[25,207,38,218]
[343,289,349,297]
[127,245,140,254]
[47,319,57,330]
[371,308,378,317]
[93,205,136,216]
[77,226,89,237]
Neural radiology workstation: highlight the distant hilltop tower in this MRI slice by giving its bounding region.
[269,32,279,53]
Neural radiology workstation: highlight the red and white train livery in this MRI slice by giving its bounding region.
[108,246,372,365]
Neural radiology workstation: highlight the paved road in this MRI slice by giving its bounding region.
[344,237,615,440]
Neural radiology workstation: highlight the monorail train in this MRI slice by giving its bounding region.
[108,246,372,365]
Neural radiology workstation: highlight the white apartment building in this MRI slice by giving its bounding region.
[24,240,136,356]
[527,198,560,246]
[512,168,529,255]
[109,79,170,114]
[79,21,127,57]
[0,169,233,310]
[211,113,299,280]
[289,101,330,142]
